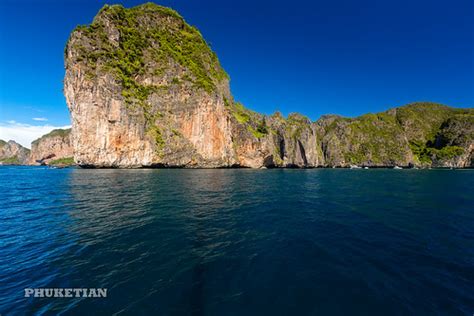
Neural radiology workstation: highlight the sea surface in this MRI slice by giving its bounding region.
[1,167,473,315]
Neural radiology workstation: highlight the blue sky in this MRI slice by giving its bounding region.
[0,0,473,146]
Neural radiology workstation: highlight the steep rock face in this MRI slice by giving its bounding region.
[396,104,474,168]
[316,112,414,167]
[29,129,74,165]
[64,4,473,168]
[315,103,474,167]
[0,140,30,165]
[429,114,474,167]
[65,3,326,168]
[65,4,236,167]
[226,107,324,168]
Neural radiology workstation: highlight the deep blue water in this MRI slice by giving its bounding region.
[1,167,473,315]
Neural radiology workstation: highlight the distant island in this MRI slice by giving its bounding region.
[0,129,73,167]
[2,3,473,168]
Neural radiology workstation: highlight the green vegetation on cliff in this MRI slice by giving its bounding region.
[0,156,20,164]
[69,3,230,152]
[65,3,472,168]
[230,102,269,139]
[230,100,472,166]
[70,2,228,107]
[48,157,75,166]
[32,128,71,145]
[436,114,474,147]
[409,141,464,164]
[345,112,406,164]
[317,102,473,166]
[396,103,473,164]
[286,113,311,139]
[395,102,458,143]
[318,112,405,165]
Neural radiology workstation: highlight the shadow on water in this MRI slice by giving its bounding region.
[176,171,239,316]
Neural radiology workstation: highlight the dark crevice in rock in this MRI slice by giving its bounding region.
[279,138,285,161]
[263,155,275,168]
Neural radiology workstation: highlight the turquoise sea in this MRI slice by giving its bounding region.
[1,167,473,315]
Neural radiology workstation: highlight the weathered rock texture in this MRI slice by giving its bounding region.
[29,129,74,166]
[0,140,30,165]
[64,3,474,168]
[315,104,474,168]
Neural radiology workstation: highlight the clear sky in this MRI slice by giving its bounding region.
[0,0,473,146]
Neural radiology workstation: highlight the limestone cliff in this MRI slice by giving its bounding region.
[0,140,30,165]
[29,129,74,166]
[316,103,474,167]
[64,3,327,168]
[65,4,234,167]
[64,3,473,168]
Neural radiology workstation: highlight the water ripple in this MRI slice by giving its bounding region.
[0,167,473,315]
